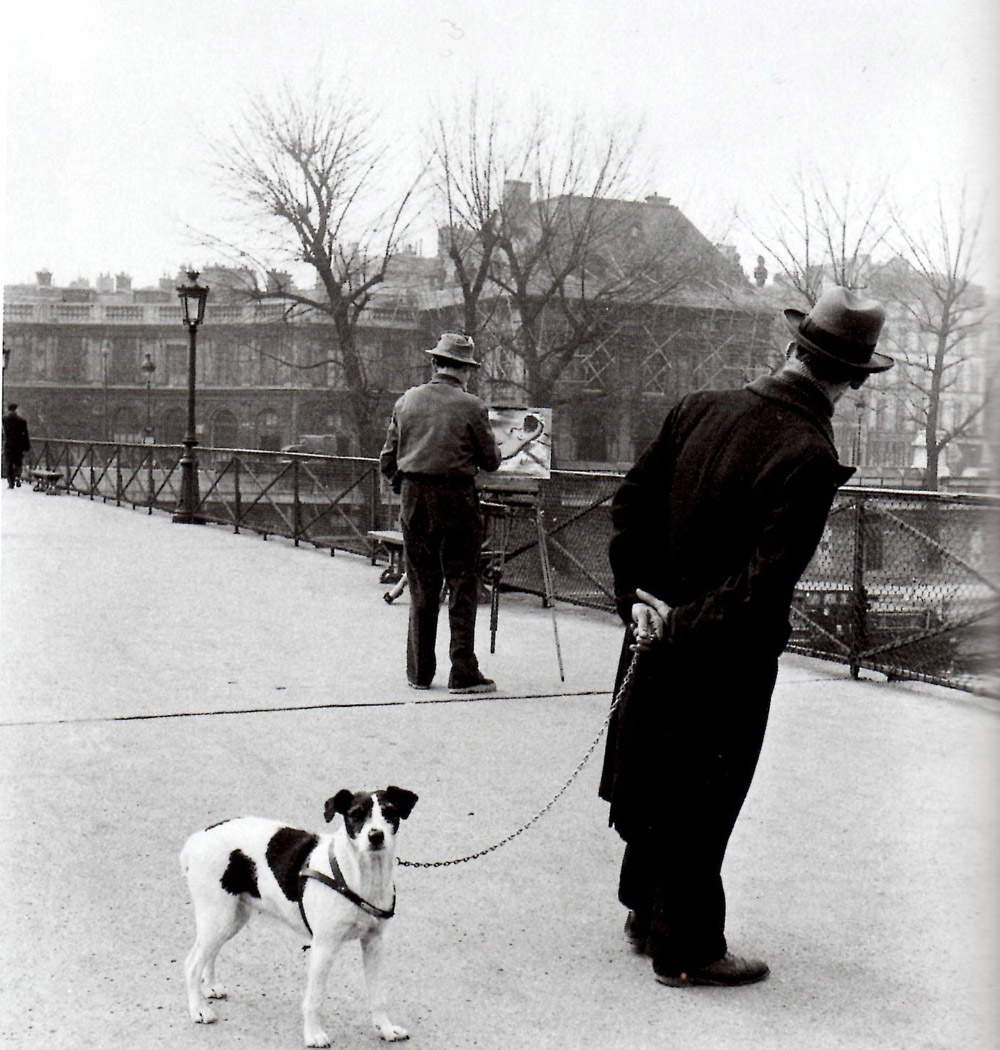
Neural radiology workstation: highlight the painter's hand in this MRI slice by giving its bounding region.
[630,588,672,651]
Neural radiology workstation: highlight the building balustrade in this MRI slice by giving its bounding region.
[4,298,421,327]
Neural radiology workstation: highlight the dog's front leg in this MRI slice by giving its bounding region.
[302,941,341,1048]
[361,928,408,1042]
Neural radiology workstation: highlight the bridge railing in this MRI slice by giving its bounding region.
[29,439,999,697]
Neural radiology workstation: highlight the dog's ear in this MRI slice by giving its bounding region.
[383,786,418,820]
[324,790,355,823]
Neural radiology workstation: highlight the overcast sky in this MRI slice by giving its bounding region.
[4,0,997,290]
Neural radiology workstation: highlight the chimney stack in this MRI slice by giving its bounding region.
[503,180,532,212]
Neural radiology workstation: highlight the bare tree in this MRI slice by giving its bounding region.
[875,188,992,489]
[428,94,527,339]
[741,172,891,305]
[209,81,422,453]
[430,101,737,409]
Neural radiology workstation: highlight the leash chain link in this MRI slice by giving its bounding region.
[397,650,640,869]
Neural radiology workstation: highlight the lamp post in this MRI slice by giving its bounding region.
[102,341,111,441]
[173,270,209,524]
[854,393,867,471]
[141,352,156,442]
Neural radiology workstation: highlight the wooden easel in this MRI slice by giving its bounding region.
[478,476,565,681]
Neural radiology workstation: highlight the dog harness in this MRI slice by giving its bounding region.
[297,858,396,936]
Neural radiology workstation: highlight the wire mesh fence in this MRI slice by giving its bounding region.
[789,488,999,695]
[29,441,999,697]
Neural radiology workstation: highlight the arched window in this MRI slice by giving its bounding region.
[111,407,141,444]
[159,408,185,445]
[256,409,282,450]
[573,408,609,464]
[211,409,240,449]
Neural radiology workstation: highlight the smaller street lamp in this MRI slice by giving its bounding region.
[141,353,156,442]
[853,394,867,470]
[173,270,210,524]
[102,341,111,441]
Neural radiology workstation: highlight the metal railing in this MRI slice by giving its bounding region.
[29,439,382,558]
[28,440,999,697]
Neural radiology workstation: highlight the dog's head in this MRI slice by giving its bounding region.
[324,786,418,853]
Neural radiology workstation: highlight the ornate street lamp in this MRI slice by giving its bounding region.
[173,269,209,523]
[140,352,156,441]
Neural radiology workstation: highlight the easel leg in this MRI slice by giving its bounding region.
[536,505,565,681]
[484,506,510,655]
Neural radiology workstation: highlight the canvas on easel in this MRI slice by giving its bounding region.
[490,406,552,478]
[477,406,564,679]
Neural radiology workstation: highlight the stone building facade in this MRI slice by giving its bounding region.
[4,220,994,488]
[2,267,430,454]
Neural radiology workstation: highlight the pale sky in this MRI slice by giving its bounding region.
[3,0,997,290]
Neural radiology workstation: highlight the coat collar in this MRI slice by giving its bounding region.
[746,371,836,445]
[429,373,464,388]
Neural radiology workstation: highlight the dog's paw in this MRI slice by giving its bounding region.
[203,983,228,1000]
[303,1028,331,1048]
[375,1021,409,1042]
[191,1004,218,1024]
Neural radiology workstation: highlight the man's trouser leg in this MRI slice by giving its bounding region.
[439,485,484,685]
[400,482,443,686]
[619,828,728,971]
[619,656,776,972]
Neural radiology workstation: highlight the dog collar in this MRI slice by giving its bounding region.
[297,859,396,935]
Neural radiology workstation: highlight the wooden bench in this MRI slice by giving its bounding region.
[31,469,63,494]
[367,529,405,583]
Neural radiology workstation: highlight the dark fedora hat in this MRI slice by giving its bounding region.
[425,332,479,368]
[784,286,893,373]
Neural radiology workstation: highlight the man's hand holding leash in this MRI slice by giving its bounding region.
[630,587,672,652]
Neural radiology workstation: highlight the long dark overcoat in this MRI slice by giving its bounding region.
[599,373,854,844]
[2,412,30,455]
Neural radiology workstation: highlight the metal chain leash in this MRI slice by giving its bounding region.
[396,649,640,869]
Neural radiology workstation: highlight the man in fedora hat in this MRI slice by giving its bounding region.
[380,333,501,693]
[600,286,891,988]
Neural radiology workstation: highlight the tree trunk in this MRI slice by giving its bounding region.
[921,329,950,491]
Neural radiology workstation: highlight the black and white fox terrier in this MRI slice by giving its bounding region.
[180,786,418,1047]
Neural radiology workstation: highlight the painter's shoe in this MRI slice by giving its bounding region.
[654,953,770,987]
[448,674,497,694]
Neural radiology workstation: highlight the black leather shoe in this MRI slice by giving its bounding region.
[624,911,650,953]
[448,675,496,694]
[654,953,770,987]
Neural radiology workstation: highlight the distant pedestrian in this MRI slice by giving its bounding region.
[600,287,893,987]
[380,333,501,692]
[2,403,31,489]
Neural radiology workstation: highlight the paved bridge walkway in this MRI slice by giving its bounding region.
[1,487,997,1050]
